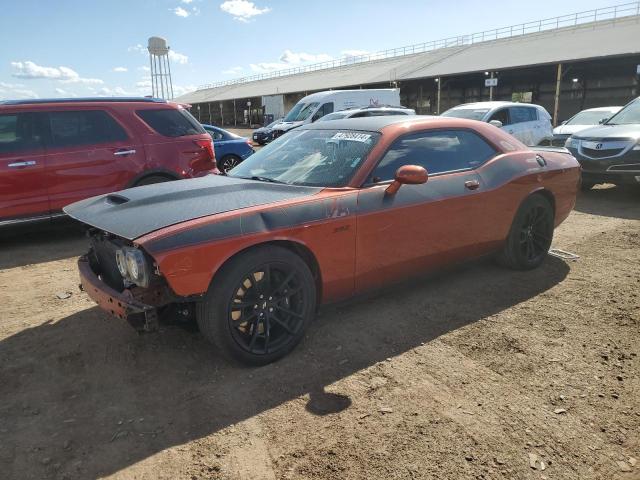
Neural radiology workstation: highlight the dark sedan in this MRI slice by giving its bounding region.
[252,118,282,145]
[202,124,255,172]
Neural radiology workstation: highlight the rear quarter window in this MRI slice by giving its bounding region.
[137,108,205,137]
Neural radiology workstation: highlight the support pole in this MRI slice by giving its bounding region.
[489,71,494,101]
[233,99,237,126]
[553,63,562,127]
[436,77,441,114]
[208,102,212,124]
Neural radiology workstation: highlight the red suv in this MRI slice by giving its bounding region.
[0,97,217,227]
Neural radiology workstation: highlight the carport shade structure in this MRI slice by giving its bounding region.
[178,3,640,127]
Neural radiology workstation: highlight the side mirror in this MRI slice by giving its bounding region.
[599,117,609,124]
[385,165,428,195]
[489,120,503,128]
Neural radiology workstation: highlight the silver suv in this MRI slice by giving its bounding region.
[564,97,640,190]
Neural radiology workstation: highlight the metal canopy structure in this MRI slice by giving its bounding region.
[176,5,640,105]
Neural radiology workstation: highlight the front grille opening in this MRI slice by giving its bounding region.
[582,148,624,159]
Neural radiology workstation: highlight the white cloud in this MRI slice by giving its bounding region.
[182,0,193,3]
[113,66,128,72]
[173,84,197,96]
[169,50,189,64]
[139,65,151,72]
[98,86,130,96]
[54,87,78,97]
[136,79,152,89]
[173,6,189,17]
[128,44,146,54]
[0,82,39,99]
[279,50,332,64]
[222,66,243,75]
[342,49,369,59]
[10,61,103,85]
[220,0,270,22]
[249,62,288,73]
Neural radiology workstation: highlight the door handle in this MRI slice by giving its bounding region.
[8,160,37,168]
[114,149,136,156]
[464,180,480,190]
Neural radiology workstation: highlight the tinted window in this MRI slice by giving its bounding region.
[488,109,510,125]
[510,107,537,123]
[137,108,205,137]
[371,130,496,182]
[312,102,335,121]
[0,113,45,154]
[49,110,127,147]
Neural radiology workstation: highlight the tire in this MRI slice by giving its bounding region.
[219,155,242,173]
[134,175,173,187]
[497,194,554,270]
[196,245,317,365]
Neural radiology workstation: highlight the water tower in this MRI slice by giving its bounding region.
[147,36,174,99]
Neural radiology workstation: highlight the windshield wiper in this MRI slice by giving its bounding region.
[234,175,287,184]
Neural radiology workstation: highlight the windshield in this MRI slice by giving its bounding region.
[441,108,490,121]
[283,102,319,122]
[317,112,349,122]
[227,128,380,187]
[606,99,640,125]
[567,109,619,125]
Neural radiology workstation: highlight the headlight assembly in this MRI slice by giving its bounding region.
[564,137,580,149]
[115,247,150,287]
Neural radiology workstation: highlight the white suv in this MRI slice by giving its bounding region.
[317,105,416,122]
[441,101,553,146]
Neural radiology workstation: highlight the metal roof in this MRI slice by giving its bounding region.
[177,14,640,105]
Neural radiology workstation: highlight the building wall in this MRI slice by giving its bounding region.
[189,55,640,127]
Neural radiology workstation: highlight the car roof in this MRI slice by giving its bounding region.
[301,115,438,132]
[0,97,167,106]
[450,101,542,110]
[580,106,623,112]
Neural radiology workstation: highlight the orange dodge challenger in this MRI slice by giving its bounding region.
[65,116,580,365]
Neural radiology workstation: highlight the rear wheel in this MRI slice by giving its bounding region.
[219,155,242,173]
[196,246,317,365]
[498,194,554,270]
[134,175,173,187]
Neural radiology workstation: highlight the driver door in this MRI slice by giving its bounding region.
[355,129,496,292]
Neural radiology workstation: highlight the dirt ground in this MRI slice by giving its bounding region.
[0,185,638,480]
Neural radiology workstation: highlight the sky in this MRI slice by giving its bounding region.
[0,0,621,100]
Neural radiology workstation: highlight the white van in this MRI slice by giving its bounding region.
[272,89,401,138]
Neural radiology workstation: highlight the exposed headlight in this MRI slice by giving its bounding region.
[115,249,128,277]
[564,137,580,149]
[115,247,150,287]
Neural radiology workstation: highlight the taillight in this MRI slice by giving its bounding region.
[194,139,215,163]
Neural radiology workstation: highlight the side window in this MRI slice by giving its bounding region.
[48,110,128,147]
[350,111,371,118]
[207,129,224,141]
[137,108,205,137]
[488,108,510,125]
[510,107,537,124]
[370,130,497,182]
[312,102,335,122]
[0,113,45,155]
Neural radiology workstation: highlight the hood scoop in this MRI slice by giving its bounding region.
[105,194,130,205]
[63,175,321,240]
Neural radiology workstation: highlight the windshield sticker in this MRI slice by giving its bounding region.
[331,132,372,142]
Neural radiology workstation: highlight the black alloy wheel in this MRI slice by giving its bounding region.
[518,203,553,265]
[227,262,306,355]
[498,194,554,270]
[220,155,241,173]
[196,246,316,365]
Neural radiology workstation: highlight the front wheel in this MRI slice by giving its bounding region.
[196,246,317,365]
[497,194,554,270]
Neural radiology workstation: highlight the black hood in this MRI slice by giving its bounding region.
[573,123,640,141]
[64,175,322,240]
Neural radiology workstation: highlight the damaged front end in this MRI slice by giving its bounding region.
[79,229,186,332]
